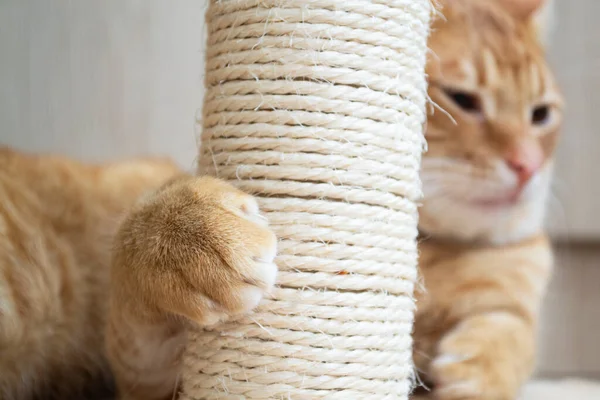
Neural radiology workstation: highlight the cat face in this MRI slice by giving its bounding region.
[420,0,563,244]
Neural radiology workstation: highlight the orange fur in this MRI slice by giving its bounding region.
[0,147,276,399]
[414,0,563,399]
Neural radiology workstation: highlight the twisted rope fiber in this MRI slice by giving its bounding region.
[182,0,432,398]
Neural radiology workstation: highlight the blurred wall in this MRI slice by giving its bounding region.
[0,1,206,172]
[548,0,600,240]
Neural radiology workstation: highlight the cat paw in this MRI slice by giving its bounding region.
[429,326,520,400]
[111,175,277,326]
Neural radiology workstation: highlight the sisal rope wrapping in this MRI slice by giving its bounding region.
[181,0,432,398]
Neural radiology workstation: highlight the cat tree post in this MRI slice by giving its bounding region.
[181,0,432,398]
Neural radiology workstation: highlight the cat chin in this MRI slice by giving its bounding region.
[419,163,554,245]
[418,193,548,245]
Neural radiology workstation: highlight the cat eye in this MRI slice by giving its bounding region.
[444,89,481,113]
[531,105,550,125]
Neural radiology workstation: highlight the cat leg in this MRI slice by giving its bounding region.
[429,311,535,400]
[106,176,277,400]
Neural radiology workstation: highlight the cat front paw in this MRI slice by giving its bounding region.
[112,175,277,326]
[430,350,488,400]
[430,350,520,400]
[427,315,531,400]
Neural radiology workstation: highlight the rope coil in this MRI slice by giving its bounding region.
[181,0,432,398]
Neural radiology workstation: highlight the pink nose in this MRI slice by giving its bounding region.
[505,140,543,187]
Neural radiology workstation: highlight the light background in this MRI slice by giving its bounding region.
[0,0,598,379]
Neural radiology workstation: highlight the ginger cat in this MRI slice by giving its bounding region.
[0,0,562,399]
[413,0,563,399]
[0,147,277,399]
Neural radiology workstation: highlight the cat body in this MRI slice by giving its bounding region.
[0,147,277,400]
[413,0,563,398]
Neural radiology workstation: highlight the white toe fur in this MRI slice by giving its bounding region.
[432,353,473,368]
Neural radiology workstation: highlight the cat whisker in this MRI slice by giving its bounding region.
[428,94,457,125]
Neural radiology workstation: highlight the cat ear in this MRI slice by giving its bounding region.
[498,0,546,20]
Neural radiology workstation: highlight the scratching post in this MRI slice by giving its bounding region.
[181,0,432,398]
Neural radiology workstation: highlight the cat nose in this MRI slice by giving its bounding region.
[505,140,543,186]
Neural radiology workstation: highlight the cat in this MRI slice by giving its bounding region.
[1,0,561,398]
[0,146,277,400]
[412,0,563,399]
